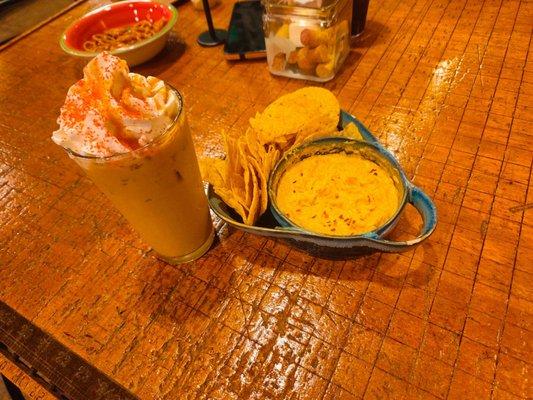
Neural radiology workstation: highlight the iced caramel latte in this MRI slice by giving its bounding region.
[52,53,214,263]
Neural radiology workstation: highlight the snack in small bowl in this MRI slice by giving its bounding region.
[60,0,177,66]
[269,138,406,237]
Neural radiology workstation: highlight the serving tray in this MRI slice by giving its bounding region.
[207,111,437,258]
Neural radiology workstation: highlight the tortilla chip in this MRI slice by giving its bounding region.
[218,187,248,222]
[247,155,267,215]
[250,87,340,146]
[266,144,281,171]
[199,158,226,188]
[245,164,261,225]
[341,122,365,141]
[237,139,253,206]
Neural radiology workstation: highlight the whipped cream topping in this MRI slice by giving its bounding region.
[52,52,179,157]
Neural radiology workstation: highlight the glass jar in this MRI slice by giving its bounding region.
[263,0,352,82]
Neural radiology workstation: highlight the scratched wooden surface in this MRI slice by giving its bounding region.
[0,353,55,400]
[0,0,532,398]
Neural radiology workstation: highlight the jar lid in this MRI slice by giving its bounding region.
[267,0,338,8]
[263,0,349,18]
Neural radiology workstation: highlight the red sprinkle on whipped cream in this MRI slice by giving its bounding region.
[52,52,179,157]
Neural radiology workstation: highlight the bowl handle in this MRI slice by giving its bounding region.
[368,185,437,251]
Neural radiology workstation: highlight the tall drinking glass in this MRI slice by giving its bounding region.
[351,0,370,38]
[63,87,214,264]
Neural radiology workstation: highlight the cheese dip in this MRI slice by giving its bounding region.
[276,152,400,235]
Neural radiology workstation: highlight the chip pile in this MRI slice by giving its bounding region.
[200,87,364,225]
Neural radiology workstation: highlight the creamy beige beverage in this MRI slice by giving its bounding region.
[52,52,214,263]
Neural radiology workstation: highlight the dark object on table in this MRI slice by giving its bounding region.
[0,301,137,400]
[197,0,227,46]
[0,375,26,400]
[224,0,265,60]
[351,0,369,37]
[0,0,74,45]
[171,0,190,6]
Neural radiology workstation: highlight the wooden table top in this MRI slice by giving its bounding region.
[0,0,531,399]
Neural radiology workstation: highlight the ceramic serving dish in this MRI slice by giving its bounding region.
[60,1,177,67]
[207,111,437,258]
[269,137,407,237]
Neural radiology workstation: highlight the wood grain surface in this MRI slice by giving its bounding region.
[0,0,531,399]
[0,353,55,400]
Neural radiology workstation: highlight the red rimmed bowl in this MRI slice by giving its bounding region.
[60,0,177,66]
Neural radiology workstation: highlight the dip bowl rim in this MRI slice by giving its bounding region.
[267,136,410,240]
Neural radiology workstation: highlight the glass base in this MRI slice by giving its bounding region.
[351,29,365,40]
[155,227,215,264]
[197,29,227,47]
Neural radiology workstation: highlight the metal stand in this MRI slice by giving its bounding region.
[197,0,227,46]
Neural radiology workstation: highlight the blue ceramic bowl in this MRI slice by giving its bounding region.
[207,111,437,258]
[268,137,408,238]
